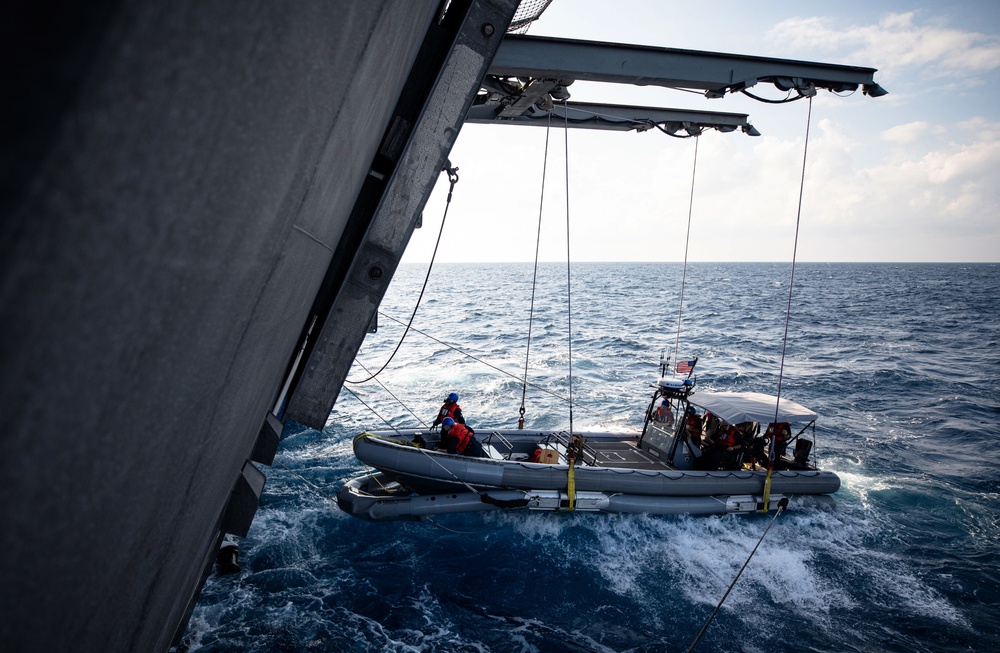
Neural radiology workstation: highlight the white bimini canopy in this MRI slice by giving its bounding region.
[689,391,817,424]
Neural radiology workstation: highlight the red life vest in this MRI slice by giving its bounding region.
[448,423,473,454]
[438,402,461,422]
[765,422,791,442]
[723,426,739,448]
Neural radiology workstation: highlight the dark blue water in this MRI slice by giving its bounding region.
[182,262,1000,652]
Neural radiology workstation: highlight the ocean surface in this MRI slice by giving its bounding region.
[181,262,1000,652]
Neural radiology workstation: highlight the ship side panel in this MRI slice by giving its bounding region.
[0,2,440,651]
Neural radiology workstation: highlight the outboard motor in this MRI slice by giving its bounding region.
[793,439,813,464]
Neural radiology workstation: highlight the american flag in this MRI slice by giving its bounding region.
[676,359,696,374]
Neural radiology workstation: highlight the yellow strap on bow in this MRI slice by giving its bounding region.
[567,459,577,511]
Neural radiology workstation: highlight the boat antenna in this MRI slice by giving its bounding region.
[763,94,813,511]
[346,162,460,384]
[518,111,552,429]
[562,98,575,438]
[671,135,699,376]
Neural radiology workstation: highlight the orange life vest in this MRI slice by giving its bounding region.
[448,423,473,454]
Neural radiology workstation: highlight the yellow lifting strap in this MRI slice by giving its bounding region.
[567,459,577,511]
[762,468,774,513]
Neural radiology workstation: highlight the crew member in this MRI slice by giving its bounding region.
[439,417,485,457]
[653,399,674,425]
[719,424,743,470]
[765,422,792,458]
[685,407,703,439]
[432,392,465,428]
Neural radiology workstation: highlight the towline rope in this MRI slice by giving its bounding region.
[353,359,429,429]
[355,431,483,496]
[686,497,789,652]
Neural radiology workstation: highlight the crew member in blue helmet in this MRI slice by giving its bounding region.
[439,417,485,457]
[432,392,465,428]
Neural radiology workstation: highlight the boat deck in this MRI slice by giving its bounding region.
[586,441,673,470]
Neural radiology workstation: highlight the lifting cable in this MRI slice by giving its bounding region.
[689,102,808,651]
[671,135,700,373]
[346,162,460,385]
[763,94,813,512]
[562,99,575,439]
[561,99,579,510]
[519,111,552,429]
[686,497,789,652]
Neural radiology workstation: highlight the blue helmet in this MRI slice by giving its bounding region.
[442,417,455,427]
[447,392,459,403]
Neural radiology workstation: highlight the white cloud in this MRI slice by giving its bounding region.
[767,12,1000,79]
[801,119,1000,260]
[405,116,1000,264]
[881,121,929,144]
[401,6,1000,264]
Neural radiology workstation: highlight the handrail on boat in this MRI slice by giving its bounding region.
[484,431,515,459]
[545,431,598,466]
[479,430,601,465]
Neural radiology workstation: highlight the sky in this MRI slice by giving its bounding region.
[400,0,1000,263]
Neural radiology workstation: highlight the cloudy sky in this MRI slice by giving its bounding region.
[401,0,1000,263]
